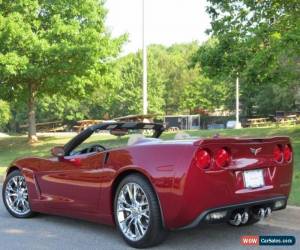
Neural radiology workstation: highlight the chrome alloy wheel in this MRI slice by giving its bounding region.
[116,183,150,241]
[5,175,30,216]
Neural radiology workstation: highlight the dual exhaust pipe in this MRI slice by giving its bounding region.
[229,207,271,226]
[230,211,249,226]
[257,207,272,219]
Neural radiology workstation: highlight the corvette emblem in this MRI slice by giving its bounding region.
[250,147,262,155]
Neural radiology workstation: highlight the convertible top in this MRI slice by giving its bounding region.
[64,122,164,156]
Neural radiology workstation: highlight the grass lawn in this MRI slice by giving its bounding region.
[0,167,6,177]
[0,125,299,205]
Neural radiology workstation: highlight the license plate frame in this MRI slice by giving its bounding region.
[243,169,265,189]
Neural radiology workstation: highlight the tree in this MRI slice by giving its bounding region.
[109,43,204,117]
[110,46,166,117]
[0,100,11,129]
[180,75,228,113]
[193,0,300,116]
[0,0,125,142]
[161,43,200,114]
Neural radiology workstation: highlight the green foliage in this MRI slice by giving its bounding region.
[180,75,228,112]
[3,42,210,126]
[110,42,214,117]
[157,43,199,114]
[0,100,11,129]
[36,95,87,122]
[193,0,300,116]
[114,46,166,116]
[0,0,126,137]
[1,0,298,125]
[84,43,205,118]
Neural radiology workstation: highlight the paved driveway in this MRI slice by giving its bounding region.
[0,184,299,250]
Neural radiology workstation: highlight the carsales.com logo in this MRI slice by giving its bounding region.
[241,235,296,246]
[241,236,259,246]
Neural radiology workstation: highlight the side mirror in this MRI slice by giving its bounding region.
[51,146,65,158]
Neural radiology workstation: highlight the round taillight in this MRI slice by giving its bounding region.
[273,145,283,163]
[284,144,292,162]
[196,149,211,169]
[215,148,231,168]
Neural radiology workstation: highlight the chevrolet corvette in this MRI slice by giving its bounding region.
[2,122,293,248]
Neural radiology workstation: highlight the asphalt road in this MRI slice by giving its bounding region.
[0,184,299,250]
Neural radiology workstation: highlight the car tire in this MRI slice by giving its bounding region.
[114,174,167,248]
[2,170,35,218]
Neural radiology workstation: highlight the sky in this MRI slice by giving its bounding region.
[105,0,211,54]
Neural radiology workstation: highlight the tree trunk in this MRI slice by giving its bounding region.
[28,83,38,143]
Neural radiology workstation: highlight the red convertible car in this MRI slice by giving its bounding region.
[2,122,293,248]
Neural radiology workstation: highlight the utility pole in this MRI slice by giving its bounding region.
[142,0,148,115]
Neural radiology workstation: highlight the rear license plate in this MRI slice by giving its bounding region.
[243,169,264,189]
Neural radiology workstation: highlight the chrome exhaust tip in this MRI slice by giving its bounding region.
[258,208,265,219]
[229,213,242,226]
[241,212,249,224]
[264,207,272,218]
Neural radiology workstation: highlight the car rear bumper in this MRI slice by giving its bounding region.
[178,196,287,230]
[166,159,293,229]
